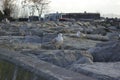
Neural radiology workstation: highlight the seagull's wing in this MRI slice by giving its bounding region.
[51,37,57,44]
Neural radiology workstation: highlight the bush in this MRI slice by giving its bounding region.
[0,11,4,21]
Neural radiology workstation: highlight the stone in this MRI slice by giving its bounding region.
[91,28,107,35]
[24,35,42,43]
[70,62,120,80]
[21,50,93,68]
[86,34,109,41]
[88,40,120,62]
[0,20,119,80]
[0,49,96,80]
[106,33,119,40]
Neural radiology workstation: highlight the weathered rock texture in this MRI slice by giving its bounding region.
[70,40,120,80]
[70,62,120,80]
[88,40,120,62]
[21,50,93,68]
[0,21,120,80]
[0,48,96,80]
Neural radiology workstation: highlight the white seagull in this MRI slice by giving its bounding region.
[52,33,64,49]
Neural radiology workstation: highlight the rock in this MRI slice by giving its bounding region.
[0,21,120,80]
[0,48,96,80]
[24,35,42,43]
[106,33,119,40]
[70,62,120,80]
[88,40,120,62]
[21,50,93,68]
[67,31,83,38]
[86,34,109,41]
[74,57,93,64]
[91,28,107,35]
[76,22,84,26]
[70,51,93,66]
[63,36,101,50]
[108,26,117,30]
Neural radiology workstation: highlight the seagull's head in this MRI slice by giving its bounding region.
[58,33,63,37]
[77,31,80,34]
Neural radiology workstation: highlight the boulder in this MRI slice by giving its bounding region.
[88,40,120,62]
[70,62,120,80]
[21,50,93,68]
[91,28,107,35]
[24,35,42,43]
[106,33,119,40]
[86,34,109,41]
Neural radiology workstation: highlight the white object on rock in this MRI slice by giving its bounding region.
[82,33,86,37]
[76,31,81,37]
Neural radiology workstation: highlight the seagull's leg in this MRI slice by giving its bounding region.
[61,44,64,51]
[55,44,58,49]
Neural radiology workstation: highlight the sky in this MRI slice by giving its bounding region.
[0,0,120,18]
[49,0,120,17]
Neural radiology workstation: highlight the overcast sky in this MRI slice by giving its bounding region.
[0,0,120,18]
[49,0,120,17]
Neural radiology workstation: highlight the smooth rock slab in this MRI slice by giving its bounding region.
[88,40,120,62]
[0,48,95,80]
[70,62,120,80]
[21,50,93,68]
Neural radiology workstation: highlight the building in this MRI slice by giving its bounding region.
[44,12,62,21]
[29,16,39,21]
[62,12,100,21]
[45,12,100,21]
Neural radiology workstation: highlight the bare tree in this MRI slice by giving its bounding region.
[28,0,50,20]
[2,0,15,18]
[1,0,49,19]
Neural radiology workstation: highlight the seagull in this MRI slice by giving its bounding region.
[52,33,64,49]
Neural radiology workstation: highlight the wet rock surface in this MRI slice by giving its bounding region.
[0,21,120,80]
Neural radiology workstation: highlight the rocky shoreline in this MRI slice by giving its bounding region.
[0,21,120,80]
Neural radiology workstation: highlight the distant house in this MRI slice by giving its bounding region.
[45,12,62,21]
[45,12,100,21]
[62,12,100,21]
